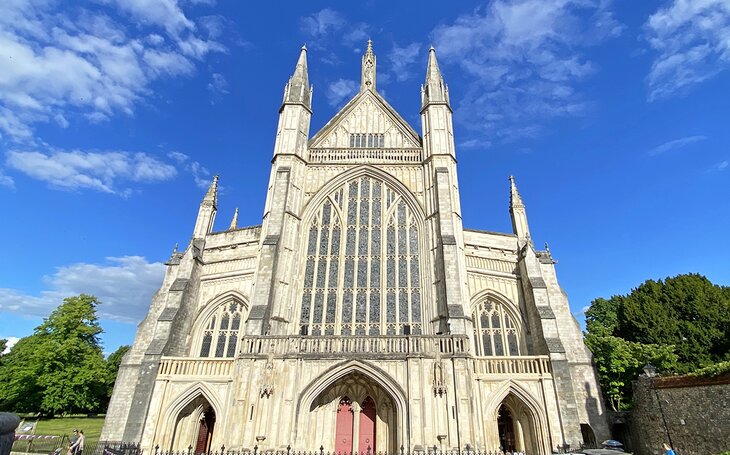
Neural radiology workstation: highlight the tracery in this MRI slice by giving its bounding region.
[199,301,244,357]
[300,176,422,336]
[472,298,521,356]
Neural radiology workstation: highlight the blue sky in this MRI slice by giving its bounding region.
[1,0,728,354]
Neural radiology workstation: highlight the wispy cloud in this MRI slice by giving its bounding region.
[327,79,359,107]
[0,256,165,323]
[299,9,370,55]
[388,42,422,82]
[6,149,177,195]
[299,9,346,47]
[711,160,728,172]
[645,0,730,101]
[0,169,14,190]
[168,151,213,189]
[207,73,229,95]
[432,0,622,144]
[648,135,708,156]
[0,0,224,143]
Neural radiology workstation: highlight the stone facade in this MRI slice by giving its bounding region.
[629,374,730,455]
[101,41,609,455]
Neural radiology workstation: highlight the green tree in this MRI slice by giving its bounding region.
[584,273,730,409]
[585,333,677,411]
[0,339,7,356]
[0,295,109,415]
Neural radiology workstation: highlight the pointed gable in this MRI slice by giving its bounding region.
[309,89,421,149]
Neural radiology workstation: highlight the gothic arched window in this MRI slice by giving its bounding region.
[199,301,244,357]
[472,298,521,356]
[300,176,423,336]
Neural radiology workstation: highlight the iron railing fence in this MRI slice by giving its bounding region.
[10,438,141,455]
[11,435,69,454]
[152,446,534,455]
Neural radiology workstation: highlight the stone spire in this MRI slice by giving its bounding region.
[509,175,524,208]
[361,39,376,91]
[282,45,312,110]
[193,175,219,239]
[421,46,450,109]
[229,207,238,230]
[509,175,531,240]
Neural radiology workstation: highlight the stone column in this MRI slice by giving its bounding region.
[351,402,361,453]
[0,413,20,455]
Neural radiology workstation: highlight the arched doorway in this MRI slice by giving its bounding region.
[497,404,516,452]
[170,395,217,452]
[308,372,396,452]
[491,393,542,454]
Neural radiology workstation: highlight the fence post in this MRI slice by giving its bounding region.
[254,445,258,455]
[319,445,324,455]
[155,444,160,455]
[188,445,193,455]
[287,445,291,455]
[221,445,226,455]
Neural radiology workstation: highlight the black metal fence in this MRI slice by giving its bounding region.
[11,437,141,455]
[11,435,69,454]
[152,446,534,455]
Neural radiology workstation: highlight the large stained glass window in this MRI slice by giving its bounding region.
[472,298,521,356]
[199,301,244,357]
[300,176,422,336]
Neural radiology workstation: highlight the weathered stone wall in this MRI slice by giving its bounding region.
[630,374,730,455]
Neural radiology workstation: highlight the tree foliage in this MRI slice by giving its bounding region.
[0,295,113,415]
[585,274,730,410]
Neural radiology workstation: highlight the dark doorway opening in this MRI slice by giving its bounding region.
[497,404,516,452]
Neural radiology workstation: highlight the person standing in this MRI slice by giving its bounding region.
[662,442,676,455]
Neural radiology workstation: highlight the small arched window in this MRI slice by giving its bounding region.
[199,301,244,358]
[472,298,521,356]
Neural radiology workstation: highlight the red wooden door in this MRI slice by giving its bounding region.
[358,397,376,454]
[195,407,215,454]
[335,397,354,454]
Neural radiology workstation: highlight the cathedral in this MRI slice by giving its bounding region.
[101,41,609,455]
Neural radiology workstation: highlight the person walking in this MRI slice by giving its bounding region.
[662,442,676,455]
[69,430,85,455]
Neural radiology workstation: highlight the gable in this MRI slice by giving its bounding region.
[309,90,421,149]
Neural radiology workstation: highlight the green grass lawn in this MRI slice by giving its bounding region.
[14,416,106,453]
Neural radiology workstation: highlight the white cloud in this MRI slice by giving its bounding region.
[648,135,708,156]
[0,256,165,323]
[299,9,371,54]
[0,0,223,142]
[431,0,622,143]
[300,8,346,46]
[327,79,359,107]
[6,149,177,194]
[1,337,20,354]
[167,151,212,189]
[207,73,229,95]
[0,169,14,189]
[388,42,421,82]
[646,0,730,101]
[714,160,728,171]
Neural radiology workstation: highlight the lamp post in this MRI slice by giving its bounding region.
[643,364,673,450]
